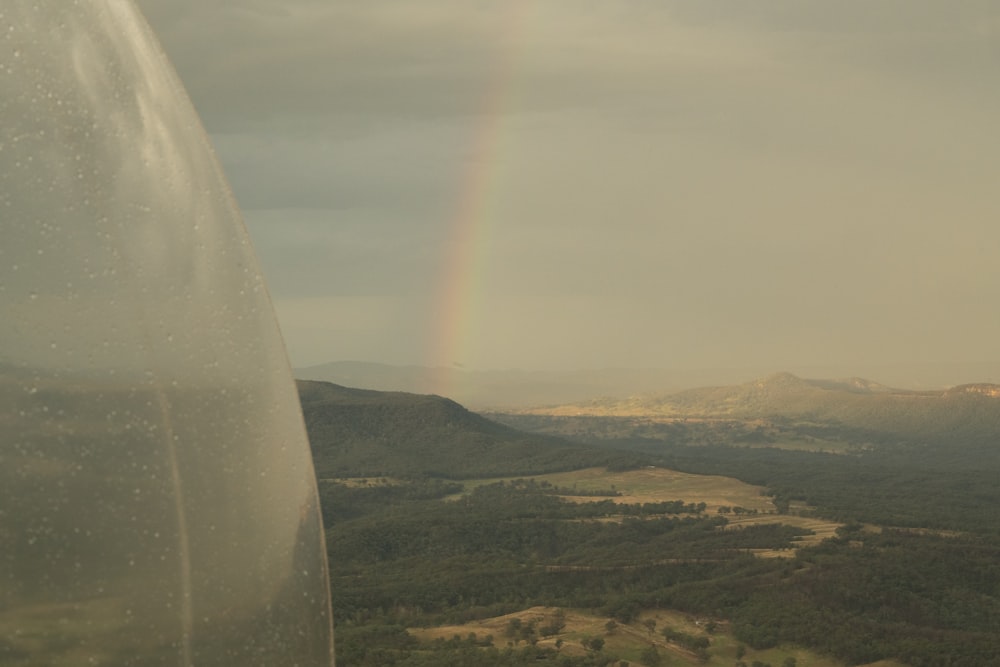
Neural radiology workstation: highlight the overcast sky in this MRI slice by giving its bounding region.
[136,0,1000,382]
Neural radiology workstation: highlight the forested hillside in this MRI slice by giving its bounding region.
[298,380,649,478]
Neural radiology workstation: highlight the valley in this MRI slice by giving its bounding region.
[301,374,1000,666]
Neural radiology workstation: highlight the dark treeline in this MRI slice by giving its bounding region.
[318,478,463,525]
[336,634,630,667]
[504,478,622,497]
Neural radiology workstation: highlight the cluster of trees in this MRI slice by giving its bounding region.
[734,659,796,667]
[317,477,462,525]
[335,639,626,666]
[660,626,709,659]
[717,505,759,515]
[504,478,622,497]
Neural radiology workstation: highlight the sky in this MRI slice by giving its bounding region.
[136,0,1000,383]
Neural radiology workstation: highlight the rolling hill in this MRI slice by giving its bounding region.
[297,380,648,478]
[510,372,1000,453]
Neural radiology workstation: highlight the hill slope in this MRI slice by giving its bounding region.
[518,372,1000,448]
[297,380,644,478]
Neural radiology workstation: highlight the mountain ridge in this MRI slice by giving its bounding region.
[294,361,724,409]
[296,380,648,479]
[295,360,1000,410]
[504,372,1000,457]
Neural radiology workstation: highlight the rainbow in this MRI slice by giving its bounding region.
[428,4,528,393]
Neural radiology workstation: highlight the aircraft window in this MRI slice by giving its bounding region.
[0,3,334,665]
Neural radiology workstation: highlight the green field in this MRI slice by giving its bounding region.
[460,466,775,510]
[458,466,842,556]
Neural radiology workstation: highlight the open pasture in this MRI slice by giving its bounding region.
[409,605,875,666]
[463,465,776,513]
[460,466,844,556]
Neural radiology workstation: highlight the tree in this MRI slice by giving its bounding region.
[782,659,797,667]
[643,618,657,636]
[505,617,524,645]
[605,619,619,635]
[540,608,566,636]
[639,646,662,666]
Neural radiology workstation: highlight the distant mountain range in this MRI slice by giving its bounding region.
[294,361,733,409]
[296,370,1000,483]
[294,360,1000,410]
[511,371,1000,452]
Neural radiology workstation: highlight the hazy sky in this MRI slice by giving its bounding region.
[136,1,1000,380]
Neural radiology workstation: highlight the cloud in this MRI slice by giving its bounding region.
[134,0,1000,377]
[138,0,511,131]
[244,208,444,299]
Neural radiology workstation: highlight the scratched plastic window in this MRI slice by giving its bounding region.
[0,2,334,665]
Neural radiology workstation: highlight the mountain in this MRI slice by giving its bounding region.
[294,361,797,410]
[502,372,1000,460]
[296,380,646,478]
[295,361,1000,409]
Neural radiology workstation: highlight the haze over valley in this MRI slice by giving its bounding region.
[295,359,1000,411]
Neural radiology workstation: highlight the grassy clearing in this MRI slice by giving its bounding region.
[409,606,862,666]
[724,514,843,556]
[752,437,857,454]
[461,466,776,513]
[458,466,844,556]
